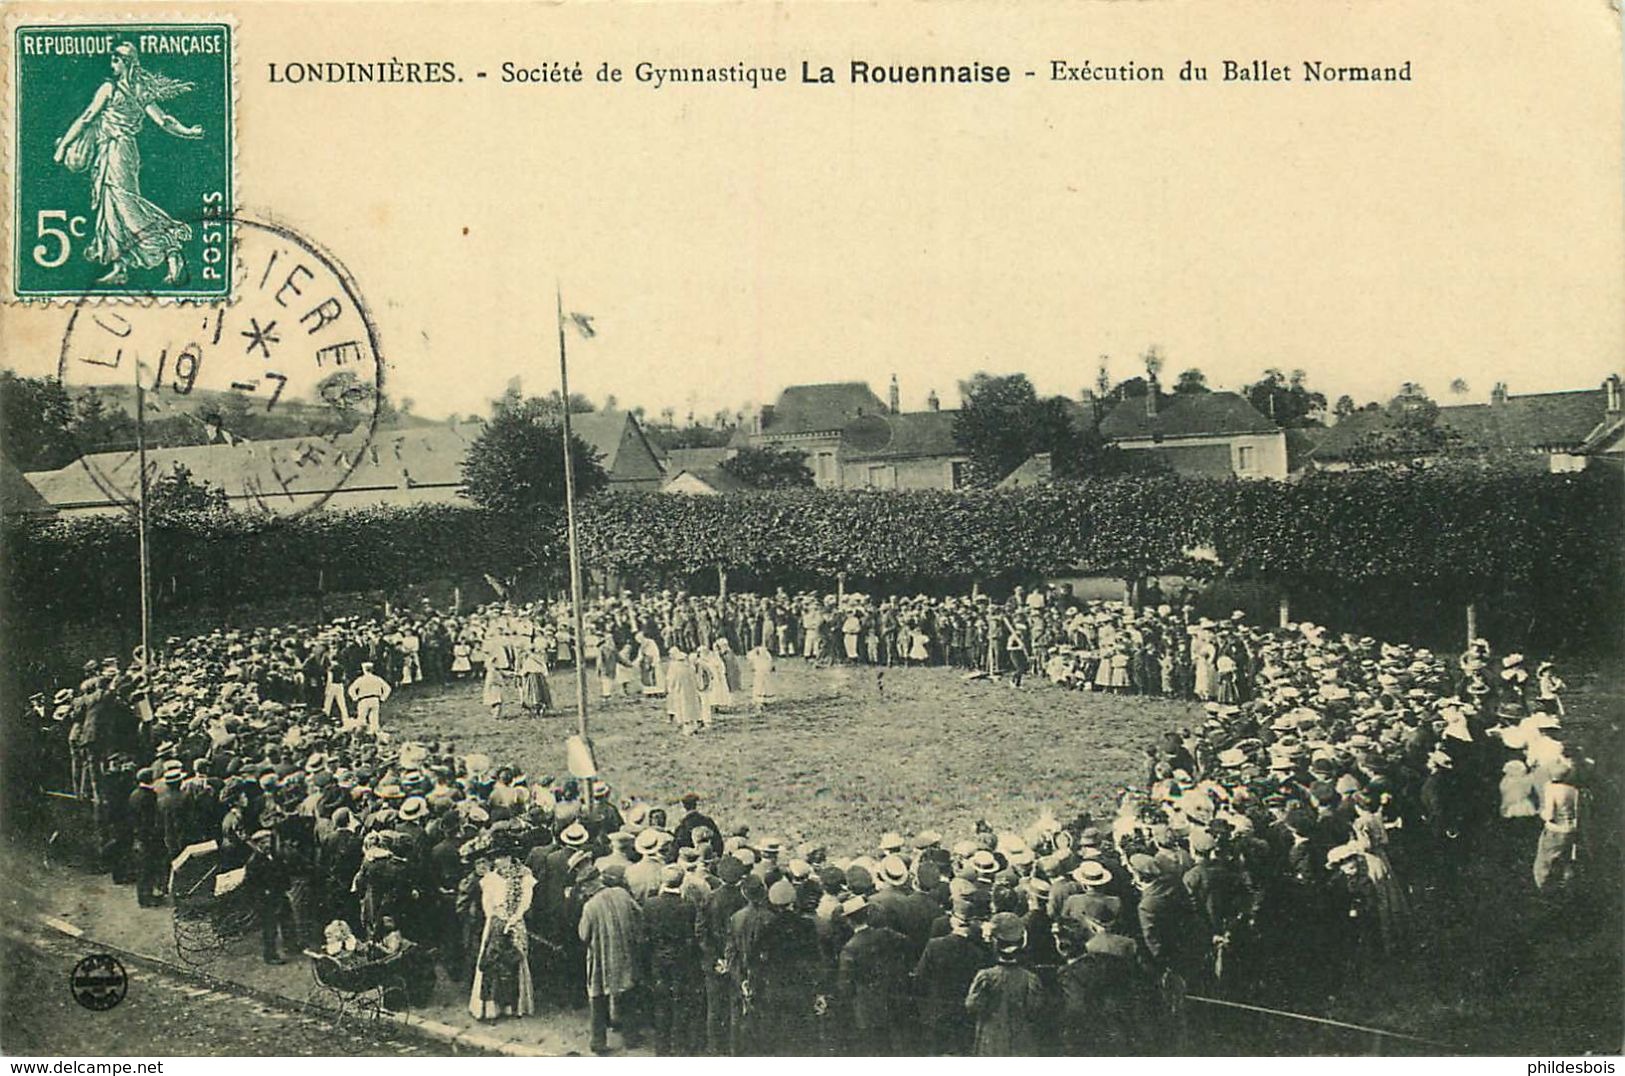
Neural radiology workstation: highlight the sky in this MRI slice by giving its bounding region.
[5,0,1621,424]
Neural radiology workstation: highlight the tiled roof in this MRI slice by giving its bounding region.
[840,409,962,461]
[1436,389,1610,451]
[1098,391,1278,441]
[764,382,888,436]
[1309,386,1618,461]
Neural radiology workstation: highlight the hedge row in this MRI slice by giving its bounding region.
[5,469,1620,634]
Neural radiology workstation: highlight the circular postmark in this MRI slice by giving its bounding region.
[55,213,386,521]
[69,953,128,1011]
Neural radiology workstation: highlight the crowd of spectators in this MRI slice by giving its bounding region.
[26,585,1590,1055]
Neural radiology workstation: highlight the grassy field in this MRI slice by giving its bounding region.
[389,661,1193,854]
[385,656,1623,1053]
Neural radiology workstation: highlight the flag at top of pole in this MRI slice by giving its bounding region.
[556,285,596,758]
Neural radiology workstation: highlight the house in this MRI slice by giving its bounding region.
[1096,385,1288,479]
[661,466,753,495]
[1305,375,1623,473]
[1,454,54,516]
[26,409,668,516]
[568,410,667,491]
[735,377,971,490]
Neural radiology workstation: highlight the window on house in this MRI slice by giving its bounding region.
[1236,445,1256,473]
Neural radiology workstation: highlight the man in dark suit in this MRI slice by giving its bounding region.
[725,874,776,1054]
[835,896,910,1055]
[700,856,747,1054]
[755,879,826,1055]
[1133,852,1204,982]
[671,793,721,853]
[128,767,165,906]
[912,897,991,1055]
[644,865,704,1056]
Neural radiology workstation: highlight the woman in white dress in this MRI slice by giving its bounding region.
[469,850,535,1021]
[636,632,666,697]
[700,645,733,712]
[747,642,776,713]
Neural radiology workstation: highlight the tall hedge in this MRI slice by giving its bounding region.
[5,469,1619,643]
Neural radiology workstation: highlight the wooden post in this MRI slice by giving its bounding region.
[717,565,728,600]
[1466,602,1478,647]
[837,571,847,605]
[453,585,462,613]
[316,567,326,623]
[1278,591,1291,628]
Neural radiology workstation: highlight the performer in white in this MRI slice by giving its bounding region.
[346,661,393,735]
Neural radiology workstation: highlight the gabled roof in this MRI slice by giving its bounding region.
[1303,409,1391,461]
[764,382,888,436]
[569,409,660,473]
[1098,391,1278,441]
[997,452,1053,489]
[840,409,962,461]
[1,455,53,515]
[661,466,753,494]
[1578,416,1624,456]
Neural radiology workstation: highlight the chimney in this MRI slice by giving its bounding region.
[1145,372,1160,418]
[1491,382,1508,406]
[888,374,900,414]
[926,389,940,412]
[1605,374,1622,415]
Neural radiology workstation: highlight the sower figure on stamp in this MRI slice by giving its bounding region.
[52,43,202,285]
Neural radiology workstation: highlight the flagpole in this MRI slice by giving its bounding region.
[133,358,152,676]
[557,285,592,746]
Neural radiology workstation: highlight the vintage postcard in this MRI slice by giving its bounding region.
[0,0,1620,1068]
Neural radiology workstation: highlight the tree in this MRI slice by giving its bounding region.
[1343,384,1457,467]
[1174,368,1211,395]
[0,371,81,471]
[954,373,1077,486]
[1449,378,1470,398]
[147,462,230,523]
[646,422,734,451]
[953,372,1145,485]
[461,396,608,515]
[1333,394,1357,419]
[1141,345,1166,381]
[718,446,815,489]
[1243,368,1327,428]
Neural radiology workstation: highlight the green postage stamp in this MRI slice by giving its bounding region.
[8,20,233,301]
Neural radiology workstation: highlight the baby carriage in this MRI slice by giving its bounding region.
[169,841,255,965]
[302,941,436,1027]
